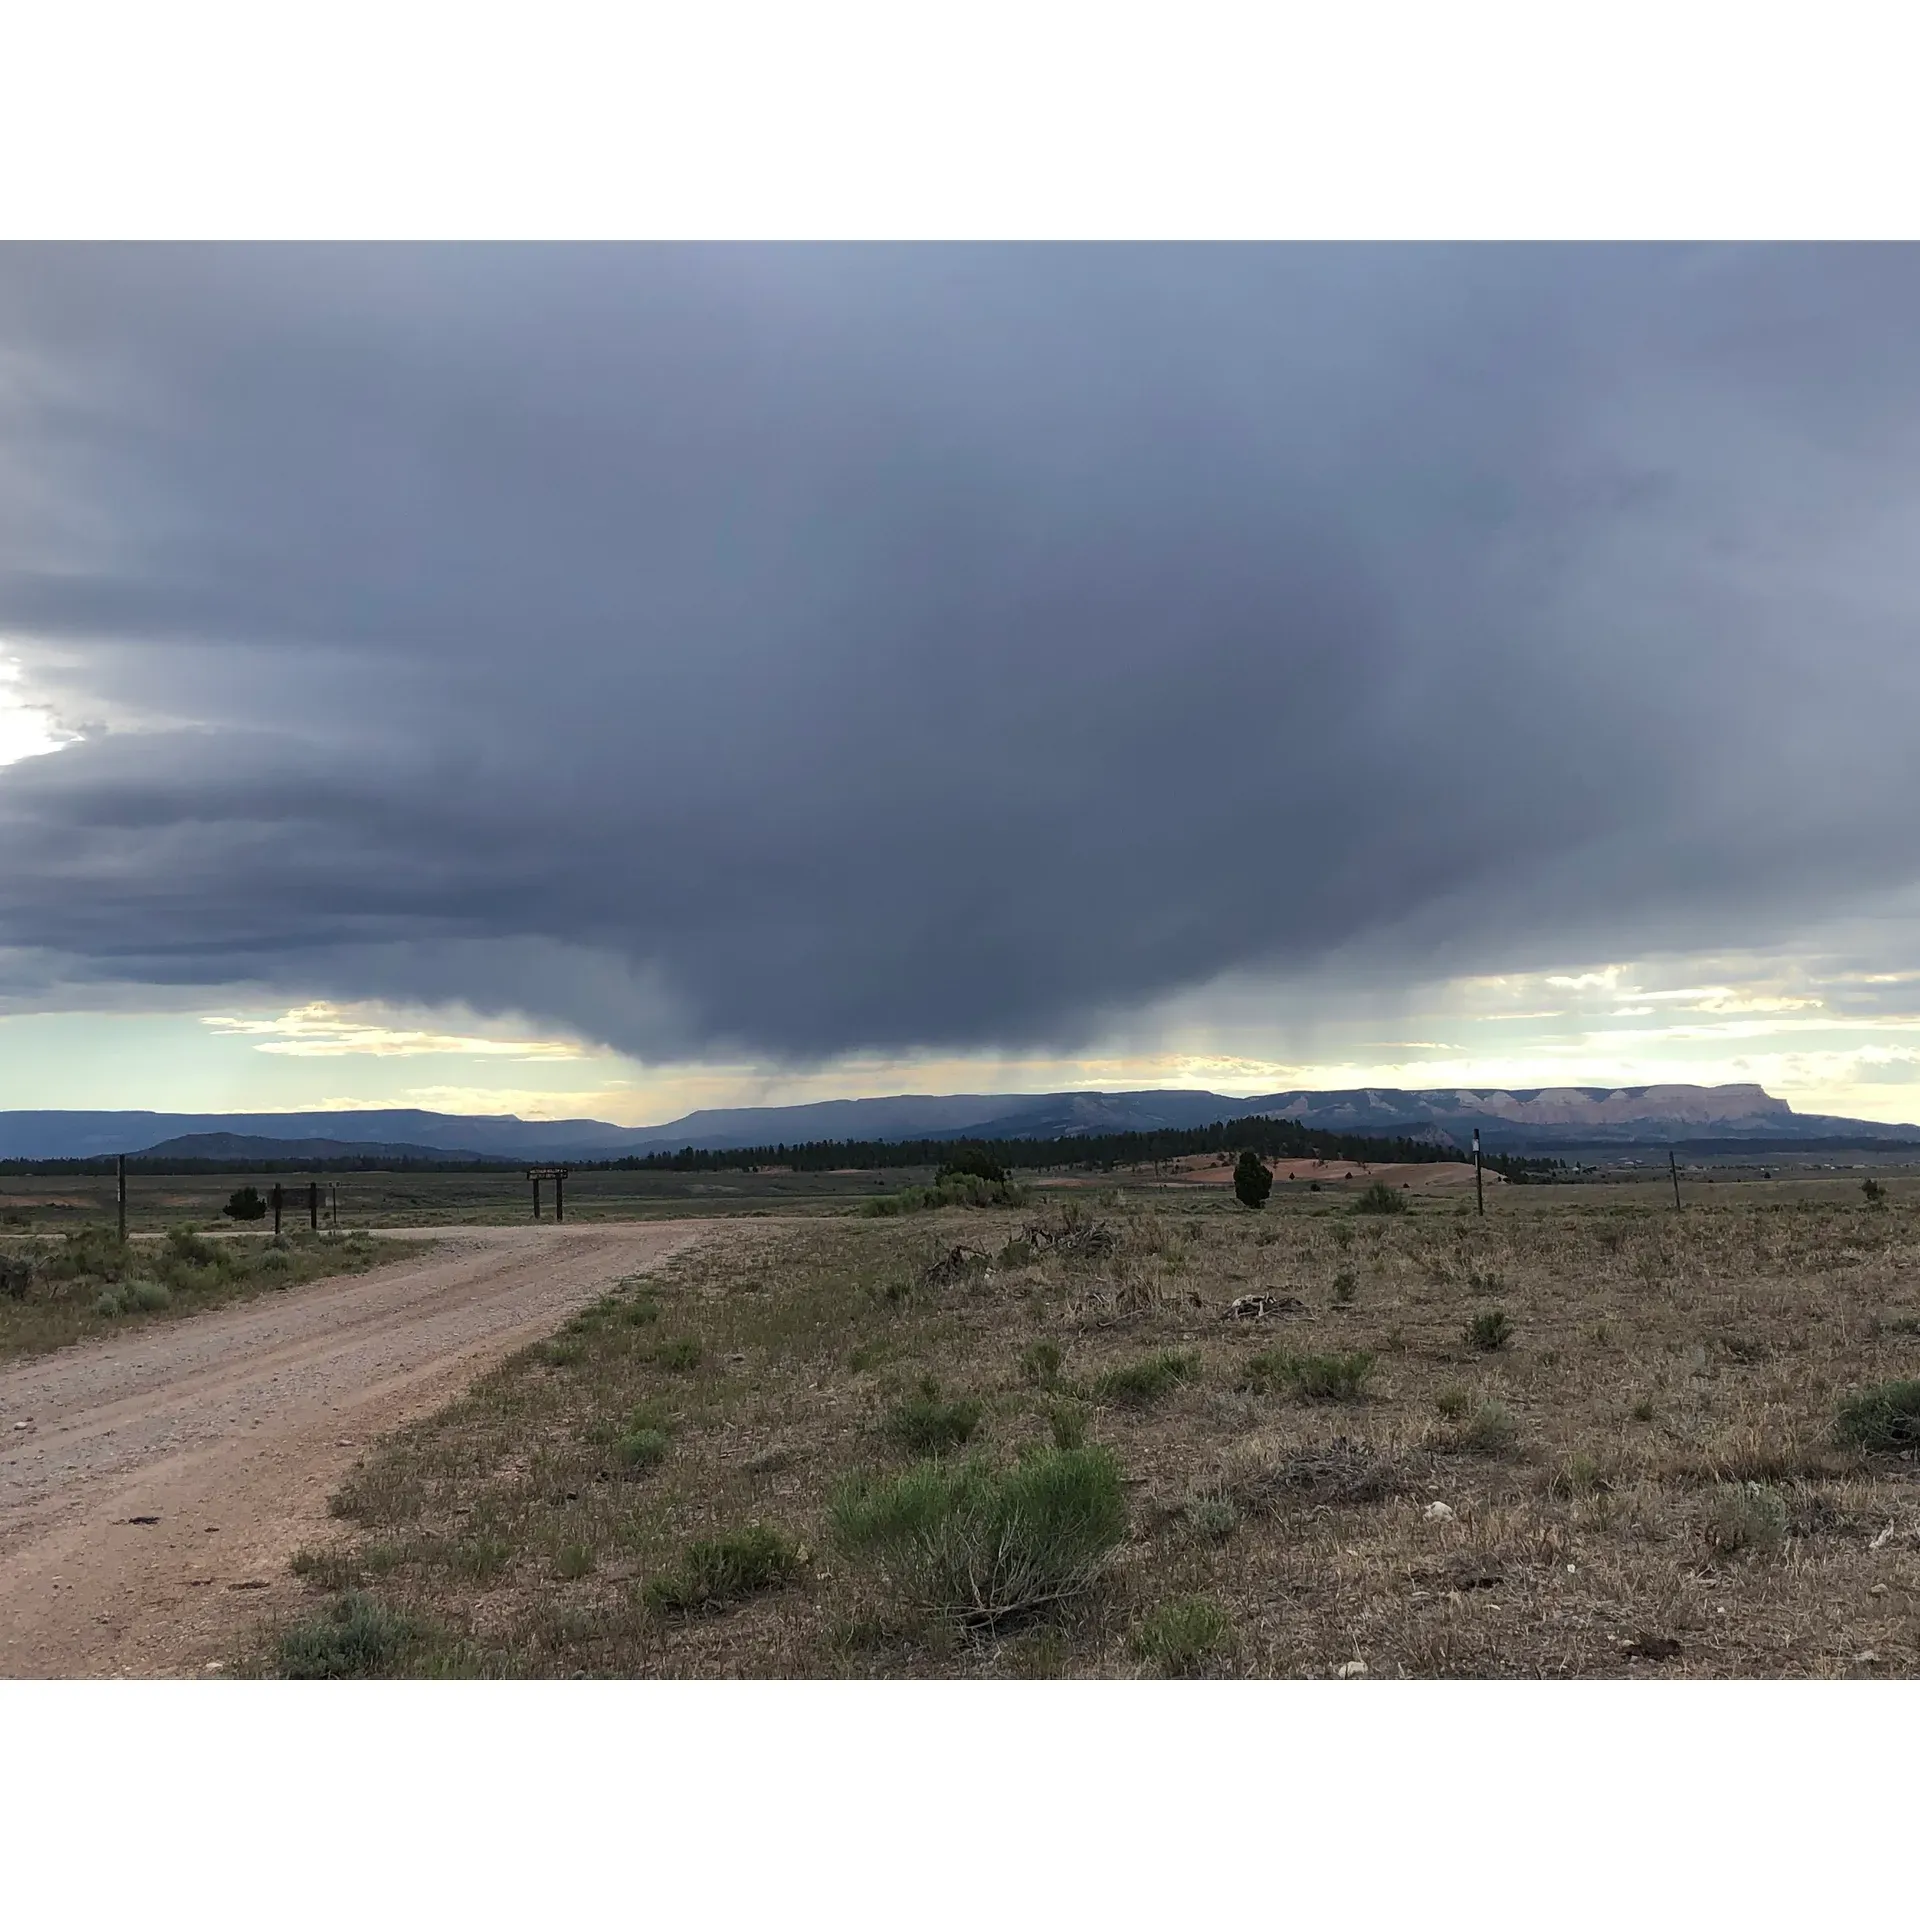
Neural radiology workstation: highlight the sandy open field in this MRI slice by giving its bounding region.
[0,1222,720,1676]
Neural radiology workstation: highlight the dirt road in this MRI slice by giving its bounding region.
[0,1222,716,1677]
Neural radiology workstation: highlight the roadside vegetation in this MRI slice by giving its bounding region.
[257,1192,1920,1678]
[0,1224,415,1360]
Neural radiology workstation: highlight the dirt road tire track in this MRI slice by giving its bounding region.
[0,1222,720,1677]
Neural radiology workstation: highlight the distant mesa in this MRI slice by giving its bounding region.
[1,1082,1915,1163]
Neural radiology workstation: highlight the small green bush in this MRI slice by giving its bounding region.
[643,1525,802,1614]
[1459,1398,1519,1454]
[222,1185,269,1222]
[1352,1181,1408,1216]
[1132,1596,1232,1676]
[1245,1348,1376,1401]
[1092,1349,1201,1407]
[882,1378,984,1455]
[1703,1481,1788,1555]
[1183,1495,1240,1543]
[862,1176,1028,1217]
[829,1446,1127,1628]
[615,1426,670,1472]
[94,1277,173,1318]
[1046,1401,1091,1449]
[1834,1379,1920,1451]
[1466,1310,1515,1353]
[277,1592,421,1678]
[619,1292,661,1327]
[654,1336,703,1372]
[1331,1271,1357,1305]
[164,1227,223,1267]
[1019,1339,1064,1386]
[1862,1177,1887,1207]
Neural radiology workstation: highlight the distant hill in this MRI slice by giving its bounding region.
[3,1083,1917,1163]
[130,1132,507,1165]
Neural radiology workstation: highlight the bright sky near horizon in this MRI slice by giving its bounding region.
[6,247,1920,1128]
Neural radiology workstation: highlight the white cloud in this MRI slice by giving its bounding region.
[0,652,76,768]
[203,1001,588,1060]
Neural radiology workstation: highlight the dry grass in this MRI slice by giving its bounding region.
[0,1225,415,1360]
[254,1193,1920,1676]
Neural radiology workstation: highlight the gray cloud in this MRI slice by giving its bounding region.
[2,245,1918,1060]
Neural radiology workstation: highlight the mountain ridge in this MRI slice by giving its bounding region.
[3,1083,1917,1161]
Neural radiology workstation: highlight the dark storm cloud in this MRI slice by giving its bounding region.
[2,245,1919,1058]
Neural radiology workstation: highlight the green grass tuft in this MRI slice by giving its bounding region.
[1245,1347,1376,1401]
[828,1446,1126,1628]
[1834,1379,1920,1451]
[643,1525,802,1614]
[1091,1349,1201,1407]
[615,1426,671,1472]
[277,1592,422,1678]
[1131,1596,1232,1675]
[881,1378,983,1455]
[1466,1309,1515,1353]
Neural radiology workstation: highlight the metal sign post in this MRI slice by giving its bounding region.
[117,1153,128,1242]
[1669,1151,1683,1214]
[1473,1128,1483,1218]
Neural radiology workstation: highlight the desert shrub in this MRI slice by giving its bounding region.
[1834,1379,1920,1451]
[643,1525,802,1614]
[46,1227,133,1284]
[94,1277,172,1318]
[1092,1349,1201,1407]
[1862,1177,1887,1207]
[1019,1339,1064,1386]
[1131,1596,1232,1676]
[1466,1310,1515,1353]
[1704,1481,1788,1555]
[619,1292,661,1327]
[1047,1401,1091,1449]
[882,1378,983,1455]
[1331,1270,1357,1305]
[1353,1181,1408,1216]
[0,1253,35,1300]
[1183,1495,1240,1543]
[1245,1348,1376,1401]
[862,1175,1027,1217]
[1434,1386,1472,1418]
[1232,1151,1274,1210]
[164,1226,223,1267]
[1631,1394,1657,1423]
[223,1185,269,1222]
[277,1592,421,1678]
[1459,1398,1520,1454]
[653,1336,703,1372]
[828,1446,1126,1628]
[615,1426,670,1473]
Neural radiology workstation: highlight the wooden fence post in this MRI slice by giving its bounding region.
[271,1182,283,1235]
[117,1154,127,1242]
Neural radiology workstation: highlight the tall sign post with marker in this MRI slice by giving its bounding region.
[1473,1129,1483,1217]
[117,1154,127,1242]
[1669,1150,1683,1213]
